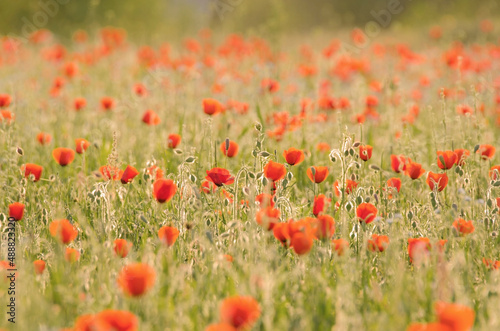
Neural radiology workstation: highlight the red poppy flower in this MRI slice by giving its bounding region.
[21,163,43,182]
[477,144,495,160]
[307,166,329,183]
[75,138,90,154]
[408,237,431,263]
[168,133,181,149]
[273,222,290,246]
[117,263,156,297]
[220,296,261,330]
[405,161,425,179]
[256,206,280,230]
[203,98,224,115]
[332,238,349,256]
[65,247,80,263]
[0,110,15,124]
[147,165,164,179]
[206,168,234,187]
[316,142,331,153]
[121,165,139,184]
[334,179,358,197]
[49,219,78,244]
[158,226,180,247]
[452,218,474,235]
[205,323,236,331]
[356,203,378,224]
[390,154,407,173]
[153,178,177,203]
[359,145,373,161]
[368,234,389,252]
[114,239,132,258]
[261,78,280,93]
[52,147,75,166]
[93,310,139,331]
[33,260,45,275]
[426,172,449,192]
[489,165,500,180]
[101,97,115,111]
[283,147,305,166]
[263,160,286,182]
[99,165,124,180]
[201,180,217,194]
[436,151,457,170]
[8,202,24,221]
[74,97,87,111]
[387,178,402,193]
[315,215,335,240]
[434,302,475,331]
[220,140,239,157]
[36,132,52,145]
[483,258,500,270]
[142,109,161,125]
[255,193,274,208]
[291,232,314,255]
[134,83,148,97]
[0,94,12,108]
[313,194,330,216]
[454,149,470,166]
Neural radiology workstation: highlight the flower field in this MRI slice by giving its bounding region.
[1,24,500,330]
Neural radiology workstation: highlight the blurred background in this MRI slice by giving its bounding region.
[1,0,499,42]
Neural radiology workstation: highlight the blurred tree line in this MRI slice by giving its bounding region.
[1,0,498,42]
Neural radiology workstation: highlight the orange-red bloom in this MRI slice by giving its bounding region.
[52,147,75,166]
[408,237,431,263]
[477,144,495,160]
[307,166,329,183]
[153,178,177,203]
[121,165,139,184]
[168,133,181,149]
[273,222,290,246]
[356,203,378,224]
[158,226,180,247]
[114,239,132,258]
[74,97,87,111]
[426,172,449,192]
[454,149,470,166]
[142,109,161,125]
[206,168,234,187]
[220,296,261,330]
[359,145,373,161]
[220,140,239,157]
[489,165,500,180]
[65,247,80,262]
[291,232,314,255]
[33,260,46,275]
[49,219,78,244]
[368,234,389,252]
[452,218,474,235]
[434,301,475,331]
[391,154,407,173]
[256,206,280,230]
[334,179,358,197]
[263,160,286,182]
[9,202,24,221]
[405,161,425,179]
[99,165,123,180]
[437,151,457,170]
[205,323,237,331]
[36,132,52,145]
[283,147,305,166]
[0,94,12,108]
[315,215,335,240]
[101,96,115,111]
[75,138,90,154]
[21,163,43,182]
[117,263,156,297]
[332,238,349,256]
[313,194,330,216]
[203,98,224,115]
[93,310,139,331]
[387,177,402,193]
